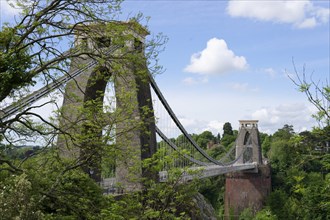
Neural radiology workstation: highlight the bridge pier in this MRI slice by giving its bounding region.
[224,165,271,219]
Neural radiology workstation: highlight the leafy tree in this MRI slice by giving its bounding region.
[0,146,104,219]
[216,132,221,143]
[0,27,32,101]
[223,122,234,136]
[0,173,42,219]
[220,133,236,150]
[267,189,290,219]
[265,124,330,219]
[268,139,294,172]
[195,130,215,149]
[206,145,228,160]
[261,135,271,158]
[272,124,295,141]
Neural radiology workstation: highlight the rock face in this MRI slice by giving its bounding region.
[190,193,217,220]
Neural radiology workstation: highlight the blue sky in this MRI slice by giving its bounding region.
[1,0,329,135]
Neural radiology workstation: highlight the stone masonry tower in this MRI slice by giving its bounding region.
[57,21,157,192]
[224,120,271,219]
[235,120,262,164]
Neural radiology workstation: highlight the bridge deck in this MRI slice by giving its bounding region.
[159,162,258,182]
[101,163,258,194]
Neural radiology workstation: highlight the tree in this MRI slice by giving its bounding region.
[0,27,32,101]
[272,124,295,141]
[223,122,233,136]
[261,135,271,158]
[216,133,221,143]
[264,124,330,219]
[289,62,329,127]
[196,131,215,149]
[285,63,330,218]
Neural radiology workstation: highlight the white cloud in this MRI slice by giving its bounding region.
[179,117,199,128]
[204,120,224,135]
[182,77,208,85]
[184,38,247,75]
[228,82,259,92]
[316,7,330,23]
[297,17,316,29]
[177,117,224,136]
[230,82,248,91]
[250,103,317,134]
[263,68,277,78]
[178,117,208,134]
[227,0,330,29]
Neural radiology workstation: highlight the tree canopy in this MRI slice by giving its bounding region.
[223,122,233,136]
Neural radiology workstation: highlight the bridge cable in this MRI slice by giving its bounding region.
[149,74,223,165]
[155,125,209,166]
[0,46,119,120]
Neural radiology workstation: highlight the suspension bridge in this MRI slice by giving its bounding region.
[0,21,270,218]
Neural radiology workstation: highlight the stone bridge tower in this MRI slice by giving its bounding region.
[224,120,271,219]
[235,120,263,164]
[57,21,157,192]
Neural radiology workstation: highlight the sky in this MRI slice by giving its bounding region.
[1,0,329,135]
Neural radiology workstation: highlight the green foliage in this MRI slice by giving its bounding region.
[239,208,254,220]
[265,124,330,220]
[199,176,225,213]
[22,150,104,219]
[0,27,33,101]
[195,131,215,149]
[101,149,202,219]
[254,209,277,220]
[0,173,44,219]
[217,122,237,150]
[0,142,205,219]
[267,190,290,219]
[206,145,227,160]
[261,135,271,158]
[268,139,293,172]
[223,122,234,136]
[272,124,294,141]
[239,207,277,220]
[221,134,236,149]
